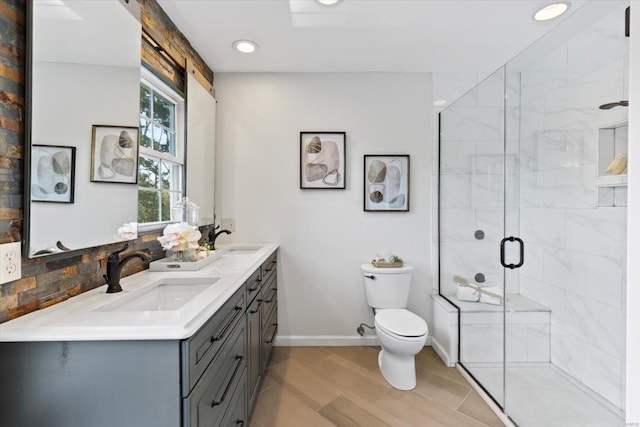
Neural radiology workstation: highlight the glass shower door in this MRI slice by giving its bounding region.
[438,66,508,410]
[502,4,629,425]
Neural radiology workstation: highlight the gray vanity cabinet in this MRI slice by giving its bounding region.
[261,253,278,371]
[246,251,279,416]
[182,286,246,396]
[0,250,277,427]
[183,312,247,426]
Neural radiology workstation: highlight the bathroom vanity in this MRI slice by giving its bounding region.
[0,244,278,427]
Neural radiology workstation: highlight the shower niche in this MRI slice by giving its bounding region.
[597,123,628,207]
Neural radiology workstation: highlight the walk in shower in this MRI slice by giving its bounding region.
[438,2,628,425]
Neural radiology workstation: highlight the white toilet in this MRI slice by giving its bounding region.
[361,264,428,390]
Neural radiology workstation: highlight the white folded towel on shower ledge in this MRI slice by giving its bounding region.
[456,283,480,301]
[453,276,480,301]
[452,275,503,305]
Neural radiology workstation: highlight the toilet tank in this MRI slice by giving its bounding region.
[361,264,414,309]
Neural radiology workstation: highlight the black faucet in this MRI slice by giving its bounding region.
[208,224,232,250]
[104,243,152,293]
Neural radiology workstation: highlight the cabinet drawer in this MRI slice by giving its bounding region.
[219,370,247,427]
[245,269,263,304]
[261,252,277,284]
[182,286,246,396]
[263,308,278,371]
[247,295,263,412]
[183,319,247,427]
[261,274,277,328]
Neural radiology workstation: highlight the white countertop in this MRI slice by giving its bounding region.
[0,243,278,342]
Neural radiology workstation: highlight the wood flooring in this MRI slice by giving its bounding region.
[250,346,504,427]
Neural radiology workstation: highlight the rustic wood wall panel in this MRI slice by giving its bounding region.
[139,0,213,91]
[142,35,186,92]
[0,0,214,323]
[0,0,25,247]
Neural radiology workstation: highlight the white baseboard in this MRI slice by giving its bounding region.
[274,335,433,347]
[431,336,455,367]
[274,335,380,346]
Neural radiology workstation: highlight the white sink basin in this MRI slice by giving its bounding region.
[222,246,262,255]
[95,278,219,312]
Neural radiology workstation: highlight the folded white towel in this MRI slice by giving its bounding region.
[478,286,503,305]
[456,283,480,301]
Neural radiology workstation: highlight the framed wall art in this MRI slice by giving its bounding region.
[90,125,139,184]
[31,145,76,203]
[300,132,346,189]
[364,155,410,212]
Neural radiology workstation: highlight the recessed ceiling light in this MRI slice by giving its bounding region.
[534,2,570,21]
[232,40,258,54]
[433,99,448,107]
[314,0,344,7]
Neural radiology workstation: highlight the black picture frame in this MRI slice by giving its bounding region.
[300,131,346,189]
[90,125,139,184]
[363,154,410,212]
[31,145,76,204]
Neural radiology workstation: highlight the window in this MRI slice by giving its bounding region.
[138,69,185,226]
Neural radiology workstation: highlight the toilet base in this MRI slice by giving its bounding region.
[378,349,417,391]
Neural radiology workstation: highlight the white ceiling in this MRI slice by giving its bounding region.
[158,0,588,74]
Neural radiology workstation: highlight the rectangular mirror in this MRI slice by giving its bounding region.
[26,0,142,257]
[186,73,216,225]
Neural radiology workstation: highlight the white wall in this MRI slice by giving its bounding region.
[215,73,432,344]
[626,1,639,422]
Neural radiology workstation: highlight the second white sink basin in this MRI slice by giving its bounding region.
[221,245,262,255]
[95,278,219,312]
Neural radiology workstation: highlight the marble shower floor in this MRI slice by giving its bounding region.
[464,363,624,427]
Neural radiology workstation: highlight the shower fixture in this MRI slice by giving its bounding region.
[598,100,628,110]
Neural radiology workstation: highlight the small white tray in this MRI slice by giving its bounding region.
[149,251,223,271]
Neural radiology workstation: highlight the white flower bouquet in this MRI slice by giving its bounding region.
[157,222,202,261]
[116,222,138,241]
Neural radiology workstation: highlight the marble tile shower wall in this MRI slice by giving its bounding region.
[517,11,628,410]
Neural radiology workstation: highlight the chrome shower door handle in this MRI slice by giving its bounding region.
[500,236,524,269]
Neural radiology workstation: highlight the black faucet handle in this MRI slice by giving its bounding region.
[208,224,221,240]
[108,243,129,261]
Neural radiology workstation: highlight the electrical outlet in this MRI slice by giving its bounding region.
[221,218,236,232]
[0,242,21,284]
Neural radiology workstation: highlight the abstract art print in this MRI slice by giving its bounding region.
[31,145,76,203]
[364,155,410,212]
[300,132,346,189]
[90,125,139,184]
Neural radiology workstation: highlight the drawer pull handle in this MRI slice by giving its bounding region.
[266,289,277,303]
[210,355,243,407]
[210,306,243,343]
[250,302,262,314]
[266,324,278,344]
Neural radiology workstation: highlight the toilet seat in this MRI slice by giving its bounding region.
[375,309,428,338]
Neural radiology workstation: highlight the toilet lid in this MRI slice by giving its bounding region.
[375,309,428,338]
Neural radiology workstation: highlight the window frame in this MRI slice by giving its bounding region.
[137,67,186,233]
